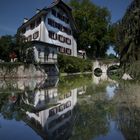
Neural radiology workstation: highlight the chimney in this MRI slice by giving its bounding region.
[24,18,28,23]
[36,8,40,14]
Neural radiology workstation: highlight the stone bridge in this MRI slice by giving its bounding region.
[93,60,120,74]
[92,60,120,84]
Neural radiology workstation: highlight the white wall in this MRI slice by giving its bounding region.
[22,17,44,41]
[21,7,77,57]
[44,7,77,56]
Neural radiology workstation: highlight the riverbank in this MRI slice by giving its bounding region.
[60,72,92,76]
[0,63,47,79]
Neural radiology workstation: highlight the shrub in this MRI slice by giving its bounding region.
[58,54,92,73]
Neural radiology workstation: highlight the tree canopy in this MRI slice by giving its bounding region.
[69,0,114,59]
[0,35,15,62]
[114,0,140,78]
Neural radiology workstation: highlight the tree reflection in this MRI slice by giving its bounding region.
[70,83,115,140]
[114,81,140,140]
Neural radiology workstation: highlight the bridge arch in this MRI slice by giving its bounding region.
[93,60,120,76]
[94,68,102,77]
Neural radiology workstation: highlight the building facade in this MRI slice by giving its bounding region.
[17,0,78,65]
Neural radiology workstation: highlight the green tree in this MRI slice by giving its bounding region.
[0,35,15,61]
[69,0,113,59]
[115,0,140,78]
[0,34,32,62]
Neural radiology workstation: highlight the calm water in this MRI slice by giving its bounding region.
[0,75,140,140]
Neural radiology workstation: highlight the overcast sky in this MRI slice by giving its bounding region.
[0,0,132,36]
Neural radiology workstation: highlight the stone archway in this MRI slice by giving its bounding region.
[94,68,102,77]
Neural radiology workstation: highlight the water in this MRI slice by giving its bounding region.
[0,75,140,140]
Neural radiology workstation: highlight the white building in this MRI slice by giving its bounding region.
[17,0,78,65]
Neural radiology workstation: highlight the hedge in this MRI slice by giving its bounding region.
[58,54,92,73]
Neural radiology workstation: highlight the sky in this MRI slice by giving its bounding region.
[0,0,132,36]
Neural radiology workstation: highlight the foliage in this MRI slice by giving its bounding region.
[0,35,15,62]
[129,61,140,79]
[58,54,92,73]
[26,48,35,63]
[0,34,32,62]
[69,0,114,58]
[15,34,33,62]
[58,75,92,94]
[114,0,140,79]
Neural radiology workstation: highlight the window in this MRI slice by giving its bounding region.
[36,18,41,26]
[57,13,62,19]
[48,18,55,27]
[65,101,71,108]
[58,24,63,31]
[38,48,41,58]
[48,18,71,35]
[66,92,71,98]
[48,31,57,40]
[58,35,65,42]
[55,22,58,28]
[33,31,39,39]
[66,38,71,45]
[27,35,32,41]
[58,104,65,112]
[49,108,57,117]
[30,22,35,29]
[59,47,65,53]
[66,48,71,55]
[57,12,69,24]
[52,9,56,16]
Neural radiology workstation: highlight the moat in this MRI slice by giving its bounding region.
[0,75,140,140]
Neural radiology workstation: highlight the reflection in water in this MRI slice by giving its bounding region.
[0,75,140,140]
[106,83,119,100]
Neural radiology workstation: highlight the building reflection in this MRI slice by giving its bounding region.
[1,76,87,140]
[24,77,78,140]
[0,76,90,140]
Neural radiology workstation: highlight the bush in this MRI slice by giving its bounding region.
[58,54,92,73]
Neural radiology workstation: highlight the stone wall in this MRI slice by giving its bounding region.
[0,64,47,78]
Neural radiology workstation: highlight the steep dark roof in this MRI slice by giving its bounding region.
[17,0,78,33]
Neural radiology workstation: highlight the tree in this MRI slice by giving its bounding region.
[0,35,15,61]
[115,0,140,77]
[0,34,32,62]
[69,0,113,59]
[15,34,32,62]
